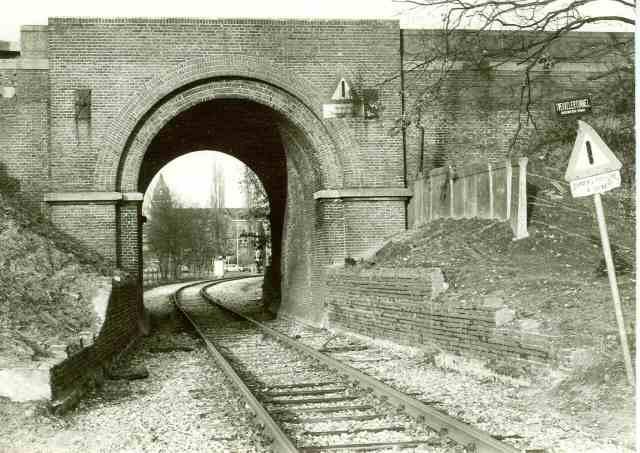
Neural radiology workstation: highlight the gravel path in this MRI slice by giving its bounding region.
[207,277,635,453]
[0,282,263,453]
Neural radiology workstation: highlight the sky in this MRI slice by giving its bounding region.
[0,0,633,40]
[142,151,246,214]
[0,0,395,41]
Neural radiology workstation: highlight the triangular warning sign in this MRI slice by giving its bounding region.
[331,78,352,102]
[564,120,622,182]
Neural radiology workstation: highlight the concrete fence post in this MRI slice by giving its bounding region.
[416,175,423,226]
[506,159,512,221]
[513,157,529,240]
[408,178,416,228]
[428,176,433,222]
[462,170,468,218]
[488,162,494,219]
[448,166,454,218]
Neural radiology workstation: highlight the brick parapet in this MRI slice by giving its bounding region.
[50,17,399,26]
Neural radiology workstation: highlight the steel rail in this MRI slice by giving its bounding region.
[200,281,522,453]
[171,277,299,453]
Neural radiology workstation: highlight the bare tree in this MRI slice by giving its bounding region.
[146,173,185,279]
[208,156,230,258]
[209,156,225,210]
[241,165,269,220]
[392,0,634,156]
[240,165,270,267]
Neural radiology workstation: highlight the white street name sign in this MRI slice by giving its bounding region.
[569,170,621,198]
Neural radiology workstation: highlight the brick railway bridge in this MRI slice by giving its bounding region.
[1,20,629,382]
[2,18,413,325]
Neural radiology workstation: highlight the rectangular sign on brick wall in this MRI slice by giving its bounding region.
[554,97,591,115]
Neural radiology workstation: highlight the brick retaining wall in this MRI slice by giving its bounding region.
[325,266,552,367]
[49,278,140,407]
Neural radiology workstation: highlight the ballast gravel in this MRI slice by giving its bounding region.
[0,283,264,453]
[207,277,635,453]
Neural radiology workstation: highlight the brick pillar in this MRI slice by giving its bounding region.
[115,193,144,325]
[312,198,346,325]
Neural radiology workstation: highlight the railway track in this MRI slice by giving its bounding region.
[172,278,522,453]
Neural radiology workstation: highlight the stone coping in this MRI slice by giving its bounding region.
[44,192,144,202]
[21,25,48,31]
[0,58,48,70]
[49,17,399,26]
[327,265,441,280]
[0,41,20,52]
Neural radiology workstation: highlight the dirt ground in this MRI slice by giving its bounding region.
[0,284,262,453]
[371,190,635,448]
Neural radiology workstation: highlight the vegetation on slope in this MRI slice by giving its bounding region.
[0,169,113,367]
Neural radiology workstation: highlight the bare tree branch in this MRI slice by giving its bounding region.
[391,0,634,160]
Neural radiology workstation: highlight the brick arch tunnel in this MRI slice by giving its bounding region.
[105,73,352,325]
[138,99,291,311]
[116,85,349,327]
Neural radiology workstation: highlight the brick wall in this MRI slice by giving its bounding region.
[50,279,140,403]
[401,30,634,179]
[326,266,552,366]
[280,150,315,320]
[46,18,403,192]
[0,67,49,202]
[47,202,118,263]
[344,199,406,258]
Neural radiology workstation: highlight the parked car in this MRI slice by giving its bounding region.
[225,264,241,272]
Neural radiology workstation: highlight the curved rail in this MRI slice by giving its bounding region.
[199,280,521,453]
[171,277,298,453]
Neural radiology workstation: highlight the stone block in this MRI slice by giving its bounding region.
[430,268,449,299]
[564,347,597,369]
[0,368,51,401]
[519,318,541,333]
[482,294,504,308]
[494,307,516,326]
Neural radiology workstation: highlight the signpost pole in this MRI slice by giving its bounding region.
[592,193,634,386]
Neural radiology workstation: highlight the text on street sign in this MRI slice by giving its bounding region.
[569,170,621,198]
[555,97,591,116]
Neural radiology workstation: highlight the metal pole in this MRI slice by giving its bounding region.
[593,193,634,386]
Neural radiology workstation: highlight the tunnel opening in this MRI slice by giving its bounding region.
[136,97,320,317]
[141,150,272,286]
[110,74,347,324]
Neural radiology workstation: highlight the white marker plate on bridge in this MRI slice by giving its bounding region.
[569,170,621,198]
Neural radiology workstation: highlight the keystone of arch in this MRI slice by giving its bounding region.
[95,54,358,191]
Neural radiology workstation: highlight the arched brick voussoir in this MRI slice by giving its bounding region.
[95,55,357,191]
[117,79,340,193]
